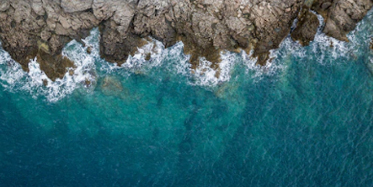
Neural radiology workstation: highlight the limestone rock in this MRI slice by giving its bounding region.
[0,0,372,81]
[32,0,45,15]
[61,0,93,13]
[0,0,98,80]
[0,0,10,12]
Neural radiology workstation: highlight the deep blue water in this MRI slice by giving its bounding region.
[0,12,372,186]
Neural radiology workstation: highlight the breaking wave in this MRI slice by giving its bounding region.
[0,8,372,102]
[0,29,98,102]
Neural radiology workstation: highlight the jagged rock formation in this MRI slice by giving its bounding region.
[291,0,320,46]
[0,0,99,80]
[321,0,373,42]
[0,0,372,80]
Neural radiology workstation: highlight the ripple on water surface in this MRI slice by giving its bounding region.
[0,10,372,187]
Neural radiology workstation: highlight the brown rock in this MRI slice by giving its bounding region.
[145,53,151,61]
[99,20,151,65]
[87,47,92,54]
[0,0,371,81]
[0,0,98,80]
[178,33,221,69]
[311,0,333,19]
[291,8,319,46]
[42,79,48,86]
[36,50,75,81]
[323,0,373,41]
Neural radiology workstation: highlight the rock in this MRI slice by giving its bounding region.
[291,9,319,46]
[0,0,98,80]
[370,39,373,51]
[99,20,148,64]
[32,0,45,15]
[321,2,332,10]
[42,79,48,86]
[310,0,332,20]
[251,0,302,65]
[145,53,151,61]
[323,0,373,41]
[0,0,10,12]
[13,1,32,24]
[36,50,76,81]
[102,76,123,91]
[61,0,93,13]
[87,47,92,54]
[0,0,372,81]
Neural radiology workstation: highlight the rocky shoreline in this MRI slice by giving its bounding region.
[0,0,372,80]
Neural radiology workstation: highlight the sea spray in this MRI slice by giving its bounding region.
[190,51,236,86]
[0,29,99,102]
[123,38,165,71]
[0,9,372,102]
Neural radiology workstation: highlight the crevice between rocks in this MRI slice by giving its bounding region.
[0,0,371,81]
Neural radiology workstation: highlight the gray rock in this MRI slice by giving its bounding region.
[61,0,93,13]
[32,0,45,15]
[323,0,373,41]
[0,0,372,80]
[0,0,10,12]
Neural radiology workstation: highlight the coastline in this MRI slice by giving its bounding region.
[0,0,372,80]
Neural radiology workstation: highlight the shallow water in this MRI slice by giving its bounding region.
[0,11,372,186]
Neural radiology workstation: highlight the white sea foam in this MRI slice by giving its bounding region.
[0,49,26,90]
[122,40,237,87]
[241,50,267,79]
[313,15,352,62]
[101,39,237,87]
[351,9,373,40]
[250,10,366,70]
[98,37,166,76]
[143,41,236,87]
[193,9,373,84]
[240,37,303,81]
[163,42,191,76]
[1,8,372,101]
[122,38,165,72]
[0,29,98,102]
[189,51,236,86]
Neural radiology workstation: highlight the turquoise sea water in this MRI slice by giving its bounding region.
[0,12,372,186]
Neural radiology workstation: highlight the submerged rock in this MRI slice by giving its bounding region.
[0,0,372,81]
[36,49,75,81]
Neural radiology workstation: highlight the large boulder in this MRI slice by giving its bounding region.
[323,0,373,41]
[291,9,320,46]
